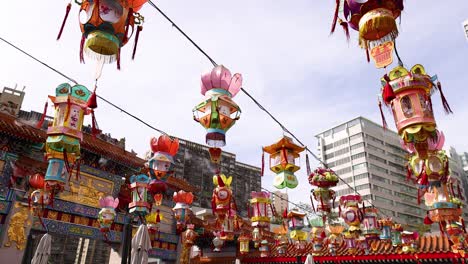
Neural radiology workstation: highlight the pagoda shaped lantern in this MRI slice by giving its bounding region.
[129,174,150,216]
[286,209,308,249]
[250,191,271,228]
[172,190,194,233]
[148,135,179,180]
[44,83,91,192]
[193,65,242,149]
[263,136,305,189]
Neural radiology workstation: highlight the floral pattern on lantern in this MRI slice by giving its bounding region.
[263,136,305,189]
[193,65,242,148]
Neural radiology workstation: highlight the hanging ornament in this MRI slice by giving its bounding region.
[309,167,339,221]
[148,135,179,180]
[193,65,242,148]
[212,232,225,252]
[44,83,91,194]
[262,136,305,189]
[286,208,308,251]
[129,174,151,216]
[378,218,393,240]
[249,191,271,228]
[340,195,363,233]
[327,223,345,255]
[391,223,403,247]
[98,196,119,233]
[401,231,418,253]
[330,0,404,66]
[238,234,250,255]
[148,179,167,206]
[29,173,45,190]
[211,174,234,225]
[446,222,466,257]
[362,207,380,241]
[172,190,194,233]
[259,239,270,258]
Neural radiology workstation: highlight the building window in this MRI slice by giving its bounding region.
[356,184,370,191]
[365,134,384,145]
[351,152,365,160]
[372,184,392,195]
[394,191,416,202]
[348,119,361,128]
[325,153,334,160]
[372,174,389,184]
[374,196,393,205]
[349,133,363,141]
[333,124,346,134]
[367,144,385,154]
[335,167,352,175]
[343,176,353,183]
[324,143,334,151]
[369,164,388,174]
[354,173,369,181]
[350,142,365,150]
[379,208,396,217]
[333,138,349,148]
[353,162,367,170]
[388,161,405,172]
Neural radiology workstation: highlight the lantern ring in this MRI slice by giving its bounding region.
[83,22,116,38]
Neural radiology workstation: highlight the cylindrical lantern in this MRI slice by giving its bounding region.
[193,65,242,148]
[391,224,403,247]
[44,158,68,192]
[238,234,250,255]
[340,195,363,232]
[263,136,305,189]
[378,218,393,240]
[148,135,179,180]
[362,207,380,239]
[259,240,269,258]
[310,226,326,255]
[98,196,119,232]
[286,209,306,231]
[129,174,150,216]
[172,190,194,233]
[250,191,271,228]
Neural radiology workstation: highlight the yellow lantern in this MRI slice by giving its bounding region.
[238,234,250,255]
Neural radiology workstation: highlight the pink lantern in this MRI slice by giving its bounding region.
[250,191,271,228]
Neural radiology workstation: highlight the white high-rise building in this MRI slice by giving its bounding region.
[272,191,289,216]
[315,117,425,228]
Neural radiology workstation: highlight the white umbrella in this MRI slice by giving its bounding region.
[235,259,241,264]
[131,224,152,264]
[304,254,314,264]
[31,233,51,264]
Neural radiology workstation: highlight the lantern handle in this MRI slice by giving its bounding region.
[74,0,82,5]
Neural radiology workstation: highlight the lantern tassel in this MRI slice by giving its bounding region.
[123,8,134,43]
[330,0,340,34]
[450,182,455,197]
[339,19,350,41]
[117,48,121,70]
[261,150,265,177]
[57,3,72,40]
[406,164,412,182]
[382,74,396,104]
[36,101,48,128]
[80,34,86,64]
[436,81,453,114]
[378,100,388,130]
[423,211,433,225]
[132,26,143,60]
[90,110,100,136]
[366,48,370,63]
[87,87,98,109]
[306,153,311,176]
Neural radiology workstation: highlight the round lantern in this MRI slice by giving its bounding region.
[263,136,305,189]
[193,65,242,148]
[129,174,150,216]
[340,195,363,232]
[148,135,179,180]
[172,190,194,233]
[250,191,271,228]
[30,189,51,207]
[29,173,45,189]
[148,179,167,206]
[98,196,119,232]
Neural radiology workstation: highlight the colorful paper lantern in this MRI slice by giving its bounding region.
[211,174,234,223]
[330,0,404,67]
[286,208,308,248]
[173,190,194,233]
[249,191,271,228]
[275,233,289,255]
[259,240,270,258]
[327,224,345,255]
[238,234,250,255]
[30,189,50,208]
[129,174,150,216]
[212,232,225,252]
[339,195,363,232]
[378,218,393,240]
[401,231,418,253]
[193,65,242,148]
[148,179,167,206]
[446,222,465,256]
[343,230,358,254]
[252,227,262,248]
[98,196,119,232]
[182,224,198,246]
[310,226,326,256]
[148,135,179,180]
[362,207,380,240]
[146,210,163,234]
[208,147,222,164]
[29,173,45,190]
[391,224,403,247]
[263,136,305,189]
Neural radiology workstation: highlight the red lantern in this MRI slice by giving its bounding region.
[29,173,45,189]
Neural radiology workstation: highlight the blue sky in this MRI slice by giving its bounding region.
[0,1,467,204]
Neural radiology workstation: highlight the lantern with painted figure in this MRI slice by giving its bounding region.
[44,83,91,192]
[362,207,380,240]
[238,234,250,255]
[148,135,179,180]
[250,191,271,228]
[263,136,305,189]
[57,0,149,66]
[208,147,222,164]
[330,0,404,67]
[211,174,233,224]
[172,190,194,233]
[193,65,242,148]
[129,174,150,216]
[378,218,393,240]
[379,64,451,159]
[98,196,119,231]
[340,195,363,233]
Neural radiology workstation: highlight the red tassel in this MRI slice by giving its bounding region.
[132,25,143,60]
[330,0,340,34]
[87,87,98,109]
[339,19,350,41]
[462,218,467,233]
[306,153,311,176]
[36,101,48,128]
[382,74,396,104]
[436,81,453,114]
[156,210,161,222]
[450,183,455,197]
[378,101,388,130]
[423,212,433,225]
[123,8,134,43]
[57,3,72,40]
[366,48,370,62]
[90,110,100,136]
[80,34,86,64]
[117,48,121,70]
[261,150,264,177]
[439,221,445,236]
